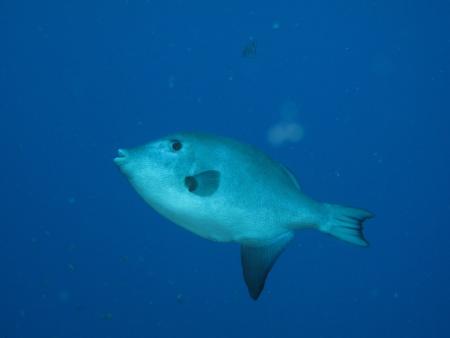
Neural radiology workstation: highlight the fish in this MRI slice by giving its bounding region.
[114,132,373,300]
[242,40,256,58]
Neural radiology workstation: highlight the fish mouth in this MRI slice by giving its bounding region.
[114,148,128,165]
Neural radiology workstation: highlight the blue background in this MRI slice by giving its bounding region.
[1,1,449,337]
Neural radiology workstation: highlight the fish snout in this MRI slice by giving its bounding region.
[114,148,129,166]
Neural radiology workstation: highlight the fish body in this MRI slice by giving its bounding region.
[114,133,373,299]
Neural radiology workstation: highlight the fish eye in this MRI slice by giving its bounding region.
[171,139,182,151]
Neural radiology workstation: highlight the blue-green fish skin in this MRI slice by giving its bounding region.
[114,132,373,299]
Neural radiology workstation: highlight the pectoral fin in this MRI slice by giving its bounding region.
[185,170,220,196]
[240,232,294,300]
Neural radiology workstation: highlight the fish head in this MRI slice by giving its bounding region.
[114,134,197,209]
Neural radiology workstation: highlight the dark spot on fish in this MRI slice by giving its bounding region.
[185,176,197,192]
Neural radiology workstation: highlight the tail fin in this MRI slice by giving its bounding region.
[319,203,374,247]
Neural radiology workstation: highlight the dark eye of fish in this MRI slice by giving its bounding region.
[171,140,182,151]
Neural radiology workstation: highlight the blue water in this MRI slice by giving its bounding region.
[2,1,449,337]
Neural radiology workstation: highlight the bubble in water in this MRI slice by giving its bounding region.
[267,100,304,147]
[267,122,304,146]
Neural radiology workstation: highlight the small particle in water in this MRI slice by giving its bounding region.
[168,75,175,88]
[68,197,76,205]
[272,21,280,30]
[58,290,71,303]
[370,288,379,298]
[68,264,75,272]
[176,293,184,304]
[101,312,113,320]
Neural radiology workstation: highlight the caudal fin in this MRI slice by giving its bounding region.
[319,203,374,247]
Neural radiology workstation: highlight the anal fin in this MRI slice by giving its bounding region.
[241,232,293,300]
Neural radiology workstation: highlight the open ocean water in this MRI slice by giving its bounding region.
[1,1,449,338]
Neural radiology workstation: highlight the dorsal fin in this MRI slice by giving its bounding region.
[280,165,301,190]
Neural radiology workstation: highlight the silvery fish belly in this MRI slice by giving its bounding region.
[114,132,373,300]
